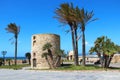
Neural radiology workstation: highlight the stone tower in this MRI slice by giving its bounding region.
[31,34,60,69]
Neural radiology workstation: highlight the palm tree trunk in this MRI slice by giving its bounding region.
[8,60,11,66]
[70,27,77,65]
[45,56,53,69]
[107,54,114,68]
[48,49,54,68]
[75,29,79,65]
[82,30,86,66]
[29,58,31,65]
[103,54,108,68]
[54,56,61,68]
[97,52,103,67]
[15,35,18,65]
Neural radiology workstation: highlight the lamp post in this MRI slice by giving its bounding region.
[1,51,7,65]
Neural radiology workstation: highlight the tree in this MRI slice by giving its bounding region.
[42,43,54,68]
[54,3,79,65]
[54,49,64,67]
[1,51,7,65]
[89,36,120,69]
[42,43,63,69]
[5,23,20,65]
[25,52,31,65]
[75,8,97,66]
[89,36,105,66]
[55,3,97,66]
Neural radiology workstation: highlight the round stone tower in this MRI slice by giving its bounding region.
[31,34,60,69]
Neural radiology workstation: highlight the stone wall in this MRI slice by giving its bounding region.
[111,54,120,63]
[31,34,60,69]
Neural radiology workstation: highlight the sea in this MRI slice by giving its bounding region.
[0,57,26,60]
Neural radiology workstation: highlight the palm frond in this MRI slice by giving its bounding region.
[54,3,76,26]
[5,23,20,35]
[55,49,64,56]
[42,43,52,51]
[42,52,49,58]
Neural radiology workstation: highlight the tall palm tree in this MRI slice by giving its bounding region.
[75,8,97,66]
[5,23,20,65]
[25,52,31,65]
[54,3,79,65]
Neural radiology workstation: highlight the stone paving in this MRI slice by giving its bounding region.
[0,62,120,80]
[0,69,120,80]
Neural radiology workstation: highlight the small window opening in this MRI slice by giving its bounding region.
[33,40,36,46]
[33,36,36,40]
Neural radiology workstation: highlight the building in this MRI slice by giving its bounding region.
[67,50,99,63]
[68,51,74,60]
[31,34,60,69]
[67,51,120,64]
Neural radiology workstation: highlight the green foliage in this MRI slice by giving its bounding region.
[89,36,120,68]
[42,42,53,59]
[25,52,31,65]
[41,52,49,58]
[0,64,29,70]
[42,43,64,69]
[55,49,64,56]
[42,43,52,51]
[0,58,3,62]
[89,36,119,56]
[25,52,31,59]
[56,65,101,70]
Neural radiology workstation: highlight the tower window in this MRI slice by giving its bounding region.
[33,40,36,46]
[33,36,36,40]
[33,53,36,57]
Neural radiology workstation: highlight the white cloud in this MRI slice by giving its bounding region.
[85,41,88,45]
[85,41,93,47]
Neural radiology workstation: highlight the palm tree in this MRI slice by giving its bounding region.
[75,8,97,66]
[89,36,105,67]
[42,43,54,68]
[5,23,20,65]
[42,43,64,68]
[89,36,120,69]
[54,49,64,67]
[1,51,7,65]
[54,3,79,65]
[25,52,31,65]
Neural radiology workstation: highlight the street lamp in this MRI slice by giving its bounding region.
[1,51,7,65]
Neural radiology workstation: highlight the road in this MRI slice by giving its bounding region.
[0,69,120,80]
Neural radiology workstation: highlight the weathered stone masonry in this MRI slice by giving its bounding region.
[31,34,60,69]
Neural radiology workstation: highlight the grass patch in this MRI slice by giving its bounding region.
[0,64,30,70]
[56,64,102,70]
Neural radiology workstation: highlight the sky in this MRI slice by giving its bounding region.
[0,0,120,57]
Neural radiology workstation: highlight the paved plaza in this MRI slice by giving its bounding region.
[0,69,120,80]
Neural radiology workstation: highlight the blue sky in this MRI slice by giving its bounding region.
[0,0,120,57]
